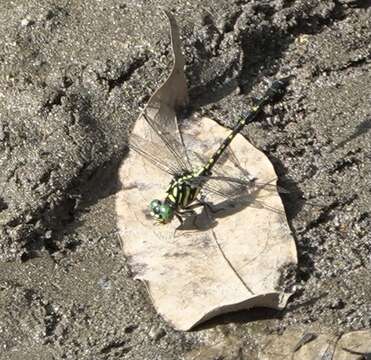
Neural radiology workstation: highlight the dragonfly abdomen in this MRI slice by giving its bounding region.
[200,79,287,176]
[200,111,255,176]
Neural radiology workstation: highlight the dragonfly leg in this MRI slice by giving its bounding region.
[173,213,200,237]
[177,208,197,216]
[183,199,218,229]
[173,201,209,233]
[177,201,206,218]
[197,191,220,214]
[196,197,221,215]
[173,213,187,238]
[175,213,184,224]
[174,199,221,233]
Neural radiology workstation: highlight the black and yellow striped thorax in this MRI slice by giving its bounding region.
[165,172,202,209]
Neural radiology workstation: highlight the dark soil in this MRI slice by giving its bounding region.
[0,1,370,359]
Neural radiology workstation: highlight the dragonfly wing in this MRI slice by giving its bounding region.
[203,175,287,198]
[128,102,193,175]
[143,104,192,172]
[199,176,286,215]
[129,133,183,176]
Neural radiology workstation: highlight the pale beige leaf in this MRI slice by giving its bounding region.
[116,11,297,331]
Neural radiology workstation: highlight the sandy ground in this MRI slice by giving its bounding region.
[0,0,370,359]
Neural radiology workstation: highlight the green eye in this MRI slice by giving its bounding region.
[159,204,173,222]
[149,199,161,212]
[149,200,173,222]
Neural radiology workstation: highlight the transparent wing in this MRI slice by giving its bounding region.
[143,106,192,172]
[191,174,286,199]
[128,104,193,176]
[200,176,287,215]
[203,145,287,197]
[183,144,288,214]
[129,133,184,176]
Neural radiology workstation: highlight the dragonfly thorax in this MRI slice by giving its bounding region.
[164,173,202,211]
[149,171,200,224]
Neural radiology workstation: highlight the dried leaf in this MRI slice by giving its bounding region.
[116,11,297,330]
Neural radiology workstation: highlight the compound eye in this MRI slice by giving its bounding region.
[159,204,173,221]
[149,199,161,214]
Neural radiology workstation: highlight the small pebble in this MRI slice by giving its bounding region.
[149,326,165,341]
[124,324,138,334]
[21,16,34,27]
[97,275,112,290]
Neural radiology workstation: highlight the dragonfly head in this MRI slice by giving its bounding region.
[149,199,174,224]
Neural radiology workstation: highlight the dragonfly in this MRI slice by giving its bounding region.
[129,78,289,226]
